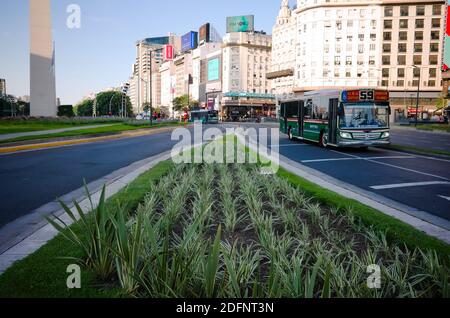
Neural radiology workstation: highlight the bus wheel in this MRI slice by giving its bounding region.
[320,132,328,148]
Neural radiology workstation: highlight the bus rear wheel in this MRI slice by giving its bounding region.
[320,132,328,148]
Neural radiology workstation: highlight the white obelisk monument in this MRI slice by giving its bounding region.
[30,0,57,117]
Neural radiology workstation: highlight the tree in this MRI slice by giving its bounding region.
[74,91,133,117]
[58,105,75,117]
[74,98,94,116]
[172,94,198,112]
[436,94,448,111]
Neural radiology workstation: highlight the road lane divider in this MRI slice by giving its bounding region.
[370,181,450,190]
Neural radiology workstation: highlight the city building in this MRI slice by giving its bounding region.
[0,79,6,97]
[129,35,180,114]
[222,30,275,120]
[205,49,223,111]
[159,60,177,116]
[270,0,447,121]
[30,0,57,117]
[267,0,296,98]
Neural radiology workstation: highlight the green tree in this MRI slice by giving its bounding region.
[172,94,198,112]
[74,98,94,116]
[436,94,448,111]
[74,91,133,117]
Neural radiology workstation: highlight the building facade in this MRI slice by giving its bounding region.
[270,0,447,119]
[0,79,5,97]
[267,0,296,98]
[222,31,275,120]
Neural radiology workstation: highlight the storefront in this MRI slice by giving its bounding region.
[221,92,276,121]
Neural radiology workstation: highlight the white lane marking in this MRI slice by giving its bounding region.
[329,149,450,181]
[381,148,450,163]
[439,195,450,202]
[371,181,450,190]
[302,156,414,164]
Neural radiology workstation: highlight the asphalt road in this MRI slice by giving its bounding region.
[276,134,450,222]
[390,127,450,152]
[0,123,449,231]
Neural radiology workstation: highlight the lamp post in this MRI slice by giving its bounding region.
[413,65,421,127]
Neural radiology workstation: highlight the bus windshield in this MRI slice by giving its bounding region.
[340,103,389,129]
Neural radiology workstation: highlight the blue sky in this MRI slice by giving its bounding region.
[0,0,284,105]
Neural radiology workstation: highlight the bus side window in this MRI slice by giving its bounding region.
[305,100,312,119]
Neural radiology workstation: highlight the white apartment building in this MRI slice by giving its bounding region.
[129,35,180,115]
[160,60,177,117]
[270,0,446,117]
[174,53,193,99]
[222,31,275,120]
[268,0,296,98]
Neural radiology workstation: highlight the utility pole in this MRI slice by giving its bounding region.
[149,51,153,126]
[413,65,421,127]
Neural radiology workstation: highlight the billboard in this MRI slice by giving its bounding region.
[163,44,174,61]
[444,1,450,71]
[208,58,220,82]
[199,23,211,44]
[226,15,255,33]
[181,31,198,52]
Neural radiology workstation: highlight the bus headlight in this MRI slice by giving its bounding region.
[381,132,390,139]
[340,132,352,139]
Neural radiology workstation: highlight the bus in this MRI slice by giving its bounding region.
[190,109,219,124]
[279,89,391,148]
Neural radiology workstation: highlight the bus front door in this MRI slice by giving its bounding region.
[328,99,339,145]
[298,101,304,138]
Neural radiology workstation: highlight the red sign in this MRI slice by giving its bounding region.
[164,44,174,61]
[374,90,389,102]
[346,90,360,102]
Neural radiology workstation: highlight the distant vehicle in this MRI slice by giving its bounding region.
[190,109,219,124]
[279,89,392,148]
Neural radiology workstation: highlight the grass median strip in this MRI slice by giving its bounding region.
[386,144,450,158]
[0,137,448,298]
[0,122,187,145]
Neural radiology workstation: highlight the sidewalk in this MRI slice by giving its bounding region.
[0,124,118,142]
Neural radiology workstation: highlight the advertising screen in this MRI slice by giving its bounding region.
[443,1,450,71]
[199,23,211,44]
[181,31,198,52]
[226,15,255,33]
[208,58,220,82]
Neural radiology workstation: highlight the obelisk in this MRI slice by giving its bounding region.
[30,0,57,117]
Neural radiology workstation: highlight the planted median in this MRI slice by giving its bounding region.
[0,137,448,298]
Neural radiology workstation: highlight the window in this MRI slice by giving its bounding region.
[412,80,419,87]
[428,80,436,87]
[385,6,393,17]
[384,20,392,29]
[370,44,376,51]
[415,19,424,28]
[413,55,422,65]
[346,56,352,66]
[336,21,342,30]
[416,5,425,16]
[358,44,364,54]
[383,32,392,41]
[371,20,377,29]
[398,55,406,65]
[382,55,390,65]
[397,68,405,78]
[432,19,440,28]
[433,4,442,15]
[382,68,390,78]
[347,36,353,42]
[383,43,391,53]
[415,31,423,40]
[334,56,341,65]
[429,68,437,78]
[359,34,364,41]
[414,43,423,52]
[398,43,407,53]
[431,31,440,40]
[369,56,375,65]
[347,20,353,28]
[413,68,420,78]
[399,32,408,41]
[370,34,376,41]
[430,55,438,65]
[336,45,341,53]
[397,80,405,87]
[430,43,439,52]
[399,19,408,29]
[400,6,409,16]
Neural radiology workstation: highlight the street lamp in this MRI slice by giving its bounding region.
[412,65,421,127]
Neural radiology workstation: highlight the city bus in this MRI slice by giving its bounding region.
[279,89,391,148]
[190,109,219,124]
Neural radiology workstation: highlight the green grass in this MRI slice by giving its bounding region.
[387,144,450,157]
[277,167,450,258]
[0,122,187,145]
[416,124,450,133]
[0,160,174,298]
